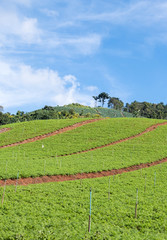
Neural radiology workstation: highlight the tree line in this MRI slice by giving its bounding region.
[92,92,167,119]
[93,92,124,110]
[1,93,167,125]
[0,104,100,125]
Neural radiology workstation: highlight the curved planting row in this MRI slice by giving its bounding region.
[1,118,167,240]
[0,158,166,239]
[0,119,167,182]
[0,118,165,158]
[58,121,167,156]
[0,156,167,186]
[0,118,102,149]
[0,118,97,147]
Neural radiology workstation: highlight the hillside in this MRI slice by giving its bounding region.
[30,103,134,119]
[0,103,134,126]
[0,117,166,179]
[0,117,167,239]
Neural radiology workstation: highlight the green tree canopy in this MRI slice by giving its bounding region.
[108,97,124,110]
[97,92,110,107]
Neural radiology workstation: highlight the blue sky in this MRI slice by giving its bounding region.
[1,0,167,113]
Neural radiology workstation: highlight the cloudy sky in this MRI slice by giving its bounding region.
[1,0,167,113]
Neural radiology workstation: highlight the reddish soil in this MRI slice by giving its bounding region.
[59,121,167,157]
[0,128,10,134]
[0,157,167,186]
[0,118,102,149]
[0,120,167,187]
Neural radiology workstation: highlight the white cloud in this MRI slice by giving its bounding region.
[77,0,167,26]
[0,7,41,46]
[0,4,101,56]
[46,34,102,55]
[66,34,101,55]
[0,60,94,111]
[85,86,98,92]
[20,18,41,43]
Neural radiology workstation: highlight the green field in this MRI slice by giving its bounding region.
[0,118,89,147]
[0,118,166,179]
[47,105,133,118]
[0,163,166,239]
[0,117,167,239]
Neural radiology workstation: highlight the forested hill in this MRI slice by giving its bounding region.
[0,103,133,126]
[1,97,167,126]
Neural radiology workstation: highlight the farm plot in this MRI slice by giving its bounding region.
[0,118,166,179]
[95,107,123,117]
[54,105,98,116]
[0,118,89,147]
[52,123,167,176]
[1,118,163,152]
[0,163,166,239]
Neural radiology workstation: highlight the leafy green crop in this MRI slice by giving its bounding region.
[0,118,90,146]
[0,118,166,179]
[0,163,166,239]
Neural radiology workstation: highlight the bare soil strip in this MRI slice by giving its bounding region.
[0,119,102,149]
[0,157,167,186]
[0,128,10,134]
[0,121,167,186]
[59,121,167,157]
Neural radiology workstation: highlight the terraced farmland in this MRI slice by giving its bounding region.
[0,117,167,239]
[0,118,92,146]
[0,163,167,239]
[0,118,166,179]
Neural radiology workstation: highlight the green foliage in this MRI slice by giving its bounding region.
[97,92,110,107]
[0,163,167,239]
[0,117,167,239]
[0,118,88,146]
[0,118,165,179]
[95,107,123,118]
[125,101,167,119]
[108,97,124,110]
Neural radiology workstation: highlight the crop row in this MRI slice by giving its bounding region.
[0,118,90,147]
[0,118,164,156]
[95,107,133,118]
[54,106,98,115]
[0,119,167,179]
[0,162,166,239]
[95,107,123,117]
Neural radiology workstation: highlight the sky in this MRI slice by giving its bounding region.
[1,0,167,113]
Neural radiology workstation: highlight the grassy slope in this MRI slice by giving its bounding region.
[34,105,133,118]
[0,163,166,239]
[0,118,90,146]
[0,118,166,179]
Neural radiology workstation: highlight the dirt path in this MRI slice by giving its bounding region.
[0,128,10,134]
[58,121,167,157]
[0,119,102,149]
[0,157,167,186]
[1,120,167,153]
[0,120,167,186]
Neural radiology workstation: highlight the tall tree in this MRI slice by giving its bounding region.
[97,92,110,107]
[108,97,124,110]
[92,96,98,107]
